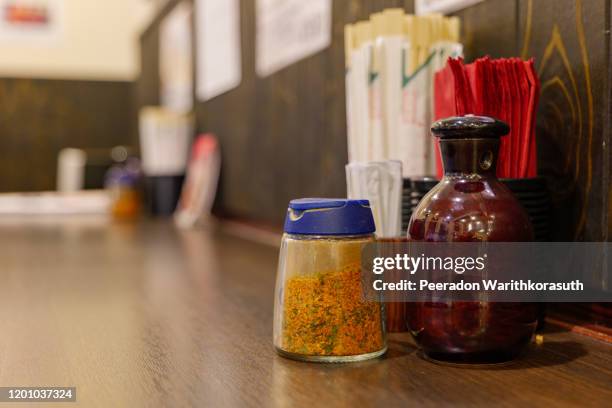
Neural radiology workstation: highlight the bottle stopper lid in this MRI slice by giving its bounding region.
[431,115,510,139]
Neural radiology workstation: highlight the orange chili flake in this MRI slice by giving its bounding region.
[281,262,384,356]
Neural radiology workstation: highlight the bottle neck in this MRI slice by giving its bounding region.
[439,138,500,177]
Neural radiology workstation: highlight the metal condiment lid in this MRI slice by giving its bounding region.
[284,198,375,236]
[431,115,510,139]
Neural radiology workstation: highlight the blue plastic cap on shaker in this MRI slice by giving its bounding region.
[283,198,375,236]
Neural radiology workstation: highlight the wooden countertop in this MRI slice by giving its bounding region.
[0,219,610,407]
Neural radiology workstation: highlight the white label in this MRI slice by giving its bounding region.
[139,112,193,176]
[195,0,242,101]
[256,0,332,77]
[160,1,194,113]
[415,0,483,15]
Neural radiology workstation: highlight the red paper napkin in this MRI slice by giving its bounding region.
[433,57,540,179]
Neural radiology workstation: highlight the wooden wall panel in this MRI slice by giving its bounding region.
[139,0,610,239]
[454,0,519,61]
[195,0,417,224]
[454,0,610,241]
[517,0,610,241]
[0,79,134,192]
[138,0,415,226]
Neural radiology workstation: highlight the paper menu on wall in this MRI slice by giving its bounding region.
[0,0,63,44]
[160,1,193,113]
[195,0,242,102]
[256,0,332,77]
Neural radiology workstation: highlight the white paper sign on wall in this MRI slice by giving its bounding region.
[195,0,242,102]
[256,0,332,77]
[160,1,193,113]
[415,0,484,15]
[0,0,63,44]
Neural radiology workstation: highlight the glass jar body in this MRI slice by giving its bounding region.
[407,173,537,363]
[273,233,387,362]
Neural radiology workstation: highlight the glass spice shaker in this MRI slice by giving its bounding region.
[407,116,538,364]
[273,198,387,362]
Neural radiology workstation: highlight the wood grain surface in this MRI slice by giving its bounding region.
[0,218,610,407]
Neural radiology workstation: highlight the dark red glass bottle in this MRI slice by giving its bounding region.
[407,115,537,364]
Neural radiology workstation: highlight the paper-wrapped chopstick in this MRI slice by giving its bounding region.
[344,11,463,179]
[346,161,402,238]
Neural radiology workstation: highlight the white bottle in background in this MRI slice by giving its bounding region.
[57,148,87,192]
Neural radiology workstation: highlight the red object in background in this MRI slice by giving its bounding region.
[4,3,49,25]
[174,134,221,228]
[433,57,540,179]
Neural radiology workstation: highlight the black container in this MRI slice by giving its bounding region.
[144,175,185,216]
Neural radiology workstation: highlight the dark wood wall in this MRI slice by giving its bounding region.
[138,0,415,226]
[139,0,610,241]
[520,0,610,242]
[0,78,134,192]
[455,0,611,241]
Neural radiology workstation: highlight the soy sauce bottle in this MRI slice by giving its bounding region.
[407,115,537,364]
